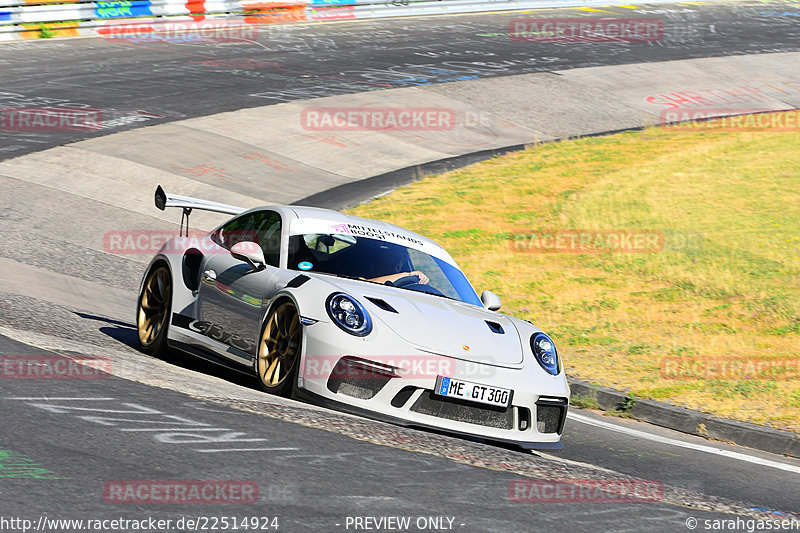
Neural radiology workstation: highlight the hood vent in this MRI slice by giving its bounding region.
[286,274,310,288]
[365,296,398,314]
[485,321,505,334]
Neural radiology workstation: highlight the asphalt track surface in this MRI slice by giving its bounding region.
[1,333,798,532]
[1,1,800,531]
[1,0,800,161]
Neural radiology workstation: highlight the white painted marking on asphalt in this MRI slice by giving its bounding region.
[80,413,205,425]
[5,397,115,400]
[196,447,300,453]
[12,397,271,447]
[154,432,268,444]
[120,428,233,432]
[568,412,800,474]
[34,403,161,414]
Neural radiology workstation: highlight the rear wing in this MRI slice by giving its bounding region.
[154,185,245,216]
[154,185,246,235]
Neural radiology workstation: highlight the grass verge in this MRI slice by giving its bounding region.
[347,114,800,432]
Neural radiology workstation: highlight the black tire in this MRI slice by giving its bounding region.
[136,263,172,357]
[256,301,302,397]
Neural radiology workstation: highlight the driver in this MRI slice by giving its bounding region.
[367,246,429,285]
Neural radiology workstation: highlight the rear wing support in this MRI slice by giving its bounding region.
[154,185,246,236]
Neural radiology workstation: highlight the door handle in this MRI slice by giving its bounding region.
[202,269,217,283]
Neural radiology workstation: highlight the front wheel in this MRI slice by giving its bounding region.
[256,301,302,397]
[137,264,172,356]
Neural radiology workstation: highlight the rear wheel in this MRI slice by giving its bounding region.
[137,264,172,356]
[257,301,302,397]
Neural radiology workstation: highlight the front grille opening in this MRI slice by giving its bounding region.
[518,407,531,431]
[536,398,568,434]
[326,357,394,400]
[391,386,417,408]
[410,390,514,429]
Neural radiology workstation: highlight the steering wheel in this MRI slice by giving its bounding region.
[390,274,420,287]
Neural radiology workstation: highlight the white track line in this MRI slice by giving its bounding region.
[196,447,300,453]
[5,397,116,401]
[568,412,800,475]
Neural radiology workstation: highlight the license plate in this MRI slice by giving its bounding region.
[434,376,512,408]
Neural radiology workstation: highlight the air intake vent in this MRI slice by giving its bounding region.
[182,248,203,291]
[485,321,504,334]
[410,390,514,429]
[326,357,395,400]
[286,274,310,288]
[365,297,398,313]
[391,386,417,408]
[518,407,531,431]
[536,398,568,434]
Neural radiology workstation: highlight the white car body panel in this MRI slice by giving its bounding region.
[139,188,571,449]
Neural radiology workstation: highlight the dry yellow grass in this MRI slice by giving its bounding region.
[348,115,800,432]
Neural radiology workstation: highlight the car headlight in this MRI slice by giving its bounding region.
[326,293,372,336]
[531,332,559,375]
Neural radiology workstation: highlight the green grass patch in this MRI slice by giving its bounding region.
[349,114,800,432]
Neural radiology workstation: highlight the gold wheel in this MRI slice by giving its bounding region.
[257,301,301,394]
[137,265,171,350]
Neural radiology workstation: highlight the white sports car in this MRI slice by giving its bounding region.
[137,186,570,449]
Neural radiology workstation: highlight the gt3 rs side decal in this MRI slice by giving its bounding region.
[171,313,256,358]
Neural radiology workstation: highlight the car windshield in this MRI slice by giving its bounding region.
[287,233,482,306]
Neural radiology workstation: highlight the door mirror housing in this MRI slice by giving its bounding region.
[481,290,502,311]
[230,241,266,270]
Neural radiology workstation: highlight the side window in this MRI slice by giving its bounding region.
[212,215,253,250]
[287,234,356,272]
[251,212,281,267]
[212,211,282,267]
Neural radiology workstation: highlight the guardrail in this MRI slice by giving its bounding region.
[0,0,306,40]
[0,0,702,41]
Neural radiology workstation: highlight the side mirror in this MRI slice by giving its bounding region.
[481,290,502,311]
[230,241,266,270]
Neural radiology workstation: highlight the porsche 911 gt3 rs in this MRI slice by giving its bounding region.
[137,186,570,449]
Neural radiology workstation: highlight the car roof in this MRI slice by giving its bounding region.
[291,206,444,246]
[231,204,454,262]
[280,205,454,264]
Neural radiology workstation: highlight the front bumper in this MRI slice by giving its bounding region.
[297,320,570,449]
